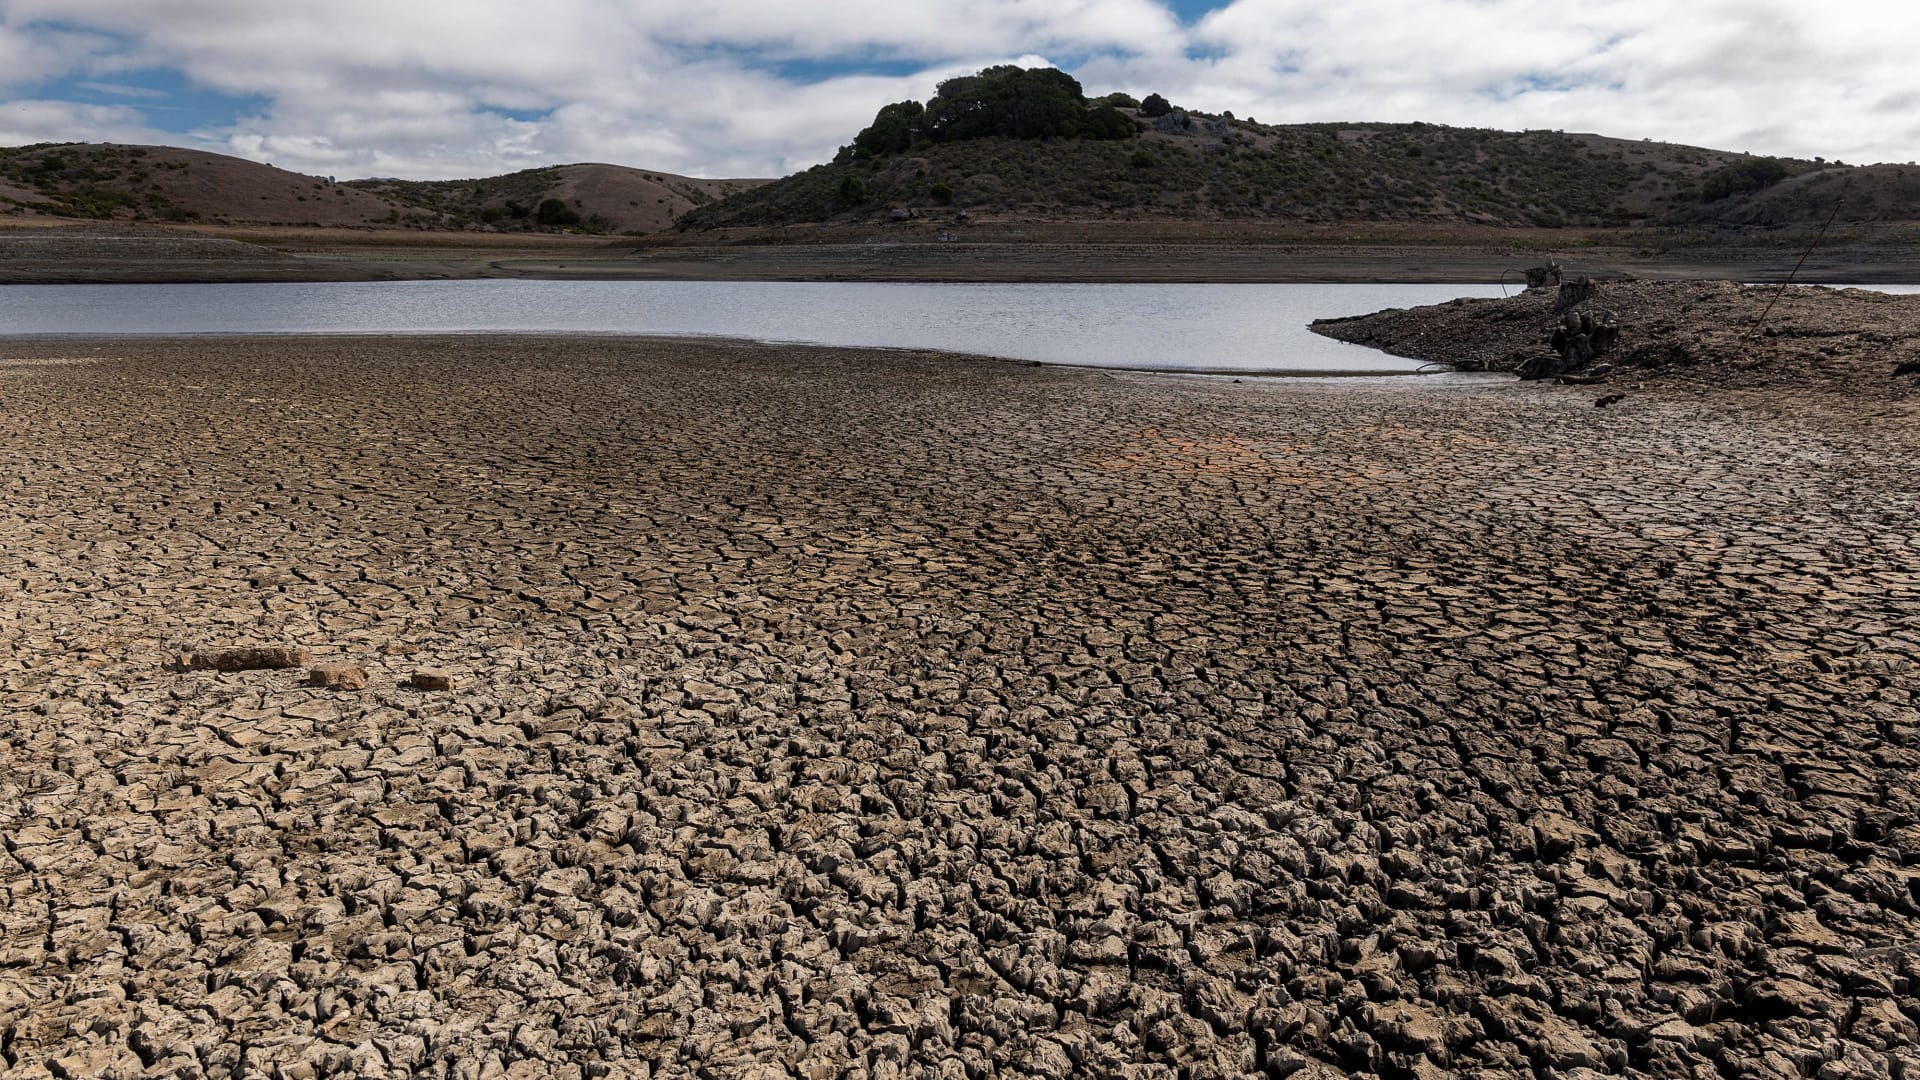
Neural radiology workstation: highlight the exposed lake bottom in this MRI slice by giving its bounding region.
[3,334,1918,1077]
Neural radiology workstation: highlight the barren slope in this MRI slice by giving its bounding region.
[0,143,411,226]
[0,143,768,234]
[349,164,770,233]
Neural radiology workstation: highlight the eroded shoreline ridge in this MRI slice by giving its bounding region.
[1314,278,1920,394]
[2,335,1917,1077]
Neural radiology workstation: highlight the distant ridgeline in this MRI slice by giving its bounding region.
[1,73,1904,235]
[679,64,1893,232]
[0,143,765,233]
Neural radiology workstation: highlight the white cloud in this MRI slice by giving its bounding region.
[0,0,1915,178]
[1175,0,1920,164]
[0,98,175,146]
[0,17,120,88]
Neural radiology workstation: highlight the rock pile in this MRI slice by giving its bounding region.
[1522,307,1621,381]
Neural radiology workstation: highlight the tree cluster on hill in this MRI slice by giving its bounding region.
[685,107,1864,233]
[841,66,1143,161]
[1695,157,1795,202]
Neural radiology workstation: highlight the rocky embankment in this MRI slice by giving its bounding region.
[1312,280,1920,393]
[0,228,392,285]
[3,338,1919,1079]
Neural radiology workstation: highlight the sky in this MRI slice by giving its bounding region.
[1,0,1916,181]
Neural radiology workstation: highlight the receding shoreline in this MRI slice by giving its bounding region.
[3,333,1917,1077]
[1311,279,1920,396]
[0,329,1448,379]
[7,218,1920,285]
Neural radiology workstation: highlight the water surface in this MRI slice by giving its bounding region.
[7,279,1911,373]
[0,280,1512,373]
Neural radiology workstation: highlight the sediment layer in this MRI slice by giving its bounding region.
[1310,280,1920,393]
[3,337,1917,1078]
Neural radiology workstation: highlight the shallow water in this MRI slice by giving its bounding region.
[7,279,1913,374]
[0,280,1515,373]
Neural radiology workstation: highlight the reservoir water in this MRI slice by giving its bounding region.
[5,280,1913,374]
[0,280,1510,374]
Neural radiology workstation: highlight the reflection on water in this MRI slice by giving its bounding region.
[4,279,1913,373]
[0,280,1512,373]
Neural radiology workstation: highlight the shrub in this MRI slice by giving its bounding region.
[1139,93,1173,118]
[536,198,581,226]
[928,182,953,204]
[1698,157,1793,202]
[838,174,870,204]
[1098,92,1139,109]
[1131,150,1156,169]
[1083,106,1137,141]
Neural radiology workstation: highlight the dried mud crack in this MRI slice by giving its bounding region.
[2,336,1918,1079]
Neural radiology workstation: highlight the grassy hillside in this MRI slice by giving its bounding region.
[0,143,766,233]
[680,105,1889,231]
[0,143,408,226]
[347,164,768,234]
[3,119,1903,239]
[1665,162,1920,227]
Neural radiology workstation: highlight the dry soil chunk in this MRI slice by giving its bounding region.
[307,663,368,690]
[177,646,309,672]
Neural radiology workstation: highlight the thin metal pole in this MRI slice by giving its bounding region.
[1752,189,1845,338]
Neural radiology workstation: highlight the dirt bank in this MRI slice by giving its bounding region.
[6,218,1919,284]
[1312,280,1920,394]
[2,337,1918,1078]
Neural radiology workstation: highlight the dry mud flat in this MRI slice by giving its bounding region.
[2,337,1918,1080]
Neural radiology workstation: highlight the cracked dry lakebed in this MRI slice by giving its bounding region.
[2,335,1918,1080]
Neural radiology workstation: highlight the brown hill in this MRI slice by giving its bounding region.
[348,164,769,234]
[1670,162,1920,227]
[680,65,1913,234]
[0,143,411,226]
[683,115,1888,232]
[0,143,768,233]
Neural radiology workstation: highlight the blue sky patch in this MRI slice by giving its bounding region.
[758,55,930,84]
[1163,0,1232,24]
[33,67,268,135]
[479,105,555,124]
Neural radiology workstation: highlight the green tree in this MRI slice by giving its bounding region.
[838,174,870,204]
[924,65,1089,141]
[536,198,581,226]
[1139,93,1173,118]
[1083,105,1137,140]
[851,101,925,158]
[1698,157,1794,201]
